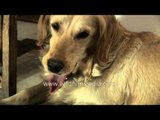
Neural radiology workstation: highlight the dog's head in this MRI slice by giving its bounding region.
[38,15,119,80]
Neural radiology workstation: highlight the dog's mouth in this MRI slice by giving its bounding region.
[48,63,78,93]
[48,73,71,93]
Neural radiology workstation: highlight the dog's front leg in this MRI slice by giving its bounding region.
[0,81,50,105]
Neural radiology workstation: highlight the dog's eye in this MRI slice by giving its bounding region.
[76,31,89,39]
[52,23,60,31]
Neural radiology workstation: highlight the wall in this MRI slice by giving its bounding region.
[116,15,160,36]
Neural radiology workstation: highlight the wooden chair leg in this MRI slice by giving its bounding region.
[1,15,17,98]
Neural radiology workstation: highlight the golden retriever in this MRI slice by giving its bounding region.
[0,15,160,105]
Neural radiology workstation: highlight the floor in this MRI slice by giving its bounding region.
[16,21,43,92]
[17,50,43,91]
[1,15,160,99]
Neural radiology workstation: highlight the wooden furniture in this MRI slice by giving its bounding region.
[0,15,39,98]
[1,15,17,98]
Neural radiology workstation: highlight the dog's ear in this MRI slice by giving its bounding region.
[95,15,119,67]
[37,15,51,46]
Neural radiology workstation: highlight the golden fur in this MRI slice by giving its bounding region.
[0,15,160,105]
[37,15,160,105]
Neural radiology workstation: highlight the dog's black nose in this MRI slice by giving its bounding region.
[47,58,64,73]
